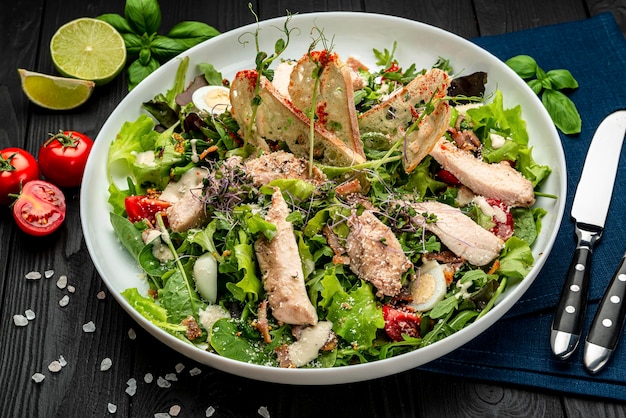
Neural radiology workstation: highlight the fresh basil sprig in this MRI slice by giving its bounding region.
[98,0,220,90]
[505,55,581,135]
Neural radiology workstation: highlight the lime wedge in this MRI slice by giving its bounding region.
[50,17,126,86]
[18,69,95,110]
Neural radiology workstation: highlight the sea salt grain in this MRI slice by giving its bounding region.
[156,376,171,388]
[44,270,54,278]
[175,363,185,373]
[83,321,96,333]
[154,413,170,418]
[165,373,177,382]
[97,291,106,300]
[58,355,67,367]
[13,314,28,326]
[56,275,67,289]
[59,295,70,307]
[25,309,35,320]
[108,403,117,413]
[205,406,216,417]
[100,358,112,371]
[258,406,270,418]
[31,373,45,383]
[126,378,137,396]
[189,367,202,376]
[25,271,41,280]
[169,405,181,416]
[48,361,62,373]
[67,285,75,293]
[144,373,154,383]
[128,328,137,340]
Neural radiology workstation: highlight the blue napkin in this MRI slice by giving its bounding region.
[421,12,626,401]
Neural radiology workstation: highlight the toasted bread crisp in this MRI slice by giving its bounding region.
[358,68,451,173]
[288,50,365,159]
[229,69,366,168]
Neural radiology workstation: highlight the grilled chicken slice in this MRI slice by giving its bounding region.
[358,68,451,173]
[345,210,413,297]
[409,200,504,266]
[243,150,327,187]
[429,138,535,207]
[255,188,318,326]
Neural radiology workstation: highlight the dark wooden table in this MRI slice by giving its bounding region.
[2,1,626,416]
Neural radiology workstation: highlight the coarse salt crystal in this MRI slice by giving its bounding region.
[100,358,112,371]
[189,367,202,376]
[169,405,181,416]
[59,355,67,367]
[13,314,28,326]
[48,361,62,373]
[258,406,270,418]
[126,378,137,396]
[67,285,75,293]
[32,373,45,383]
[25,309,35,320]
[44,270,54,278]
[205,406,216,417]
[83,321,96,333]
[175,363,185,373]
[108,403,117,413]
[57,275,67,289]
[59,295,70,307]
[165,373,177,382]
[97,291,106,300]
[156,376,171,388]
[144,373,154,383]
[154,414,170,418]
[128,328,137,340]
[25,271,41,280]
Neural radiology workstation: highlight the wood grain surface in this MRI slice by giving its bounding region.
[1,1,626,417]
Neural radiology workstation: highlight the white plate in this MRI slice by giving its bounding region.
[81,12,566,385]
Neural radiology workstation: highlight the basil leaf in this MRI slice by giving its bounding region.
[150,35,189,61]
[541,89,582,135]
[505,55,537,79]
[127,57,160,90]
[97,13,134,34]
[122,32,143,57]
[527,79,543,95]
[167,21,220,41]
[125,0,161,35]
[545,69,579,90]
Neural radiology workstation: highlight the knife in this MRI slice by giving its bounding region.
[584,250,626,373]
[550,109,626,360]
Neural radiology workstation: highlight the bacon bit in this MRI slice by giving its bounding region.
[145,188,161,199]
[199,145,219,161]
[222,250,231,257]
[254,300,272,343]
[488,259,501,275]
[173,133,186,153]
[321,332,338,352]
[148,289,158,299]
[181,315,202,340]
[275,345,295,368]
[444,268,455,286]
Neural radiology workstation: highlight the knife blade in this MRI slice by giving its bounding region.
[550,109,626,360]
[584,252,626,373]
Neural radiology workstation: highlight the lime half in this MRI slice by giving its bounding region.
[18,69,95,110]
[50,17,126,86]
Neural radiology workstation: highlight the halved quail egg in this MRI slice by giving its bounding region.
[191,85,231,115]
[409,259,448,312]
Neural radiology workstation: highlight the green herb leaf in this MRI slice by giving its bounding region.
[541,89,582,135]
[127,57,160,90]
[97,13,134,34]
[505,55,538,79]
[198,63,223,86]
[125,0,161,35]
[121,32,143,57]
[544,69,579,90]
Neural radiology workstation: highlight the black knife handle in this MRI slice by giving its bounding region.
[551,224,601,358]
[587,254,626,350]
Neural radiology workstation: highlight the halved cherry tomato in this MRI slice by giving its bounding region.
[0,148,40,205]
[38,130,93,188]
[125,195,170,224]
[382,305,421,342]
[486,198,514,240]
[12,180,66,236]
[435,168,461,186]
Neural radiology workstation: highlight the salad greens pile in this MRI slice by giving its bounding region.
[106,31,551,368]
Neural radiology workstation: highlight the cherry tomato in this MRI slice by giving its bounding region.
[0,148,40,205]
[382,305,421,342]
[486,198,514,240]
[12,180,66,236]
[38,130,93,188]
[125,195,171,224]
[435,168,461,186]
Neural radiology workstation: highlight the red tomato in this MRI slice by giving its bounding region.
[486,198,514,240]
[382,305,421,342]
[0,148,40,205]
[125,195,171,224]
[435,168,461,186]
[12,180,66,236]
[38,130,93,188]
